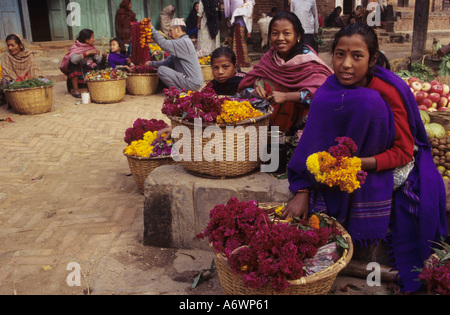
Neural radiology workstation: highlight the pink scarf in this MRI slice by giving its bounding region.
[238,47,333,94]
[60,40,97,75]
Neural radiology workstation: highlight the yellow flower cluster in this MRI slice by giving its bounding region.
[140,18,152,48]
[306,151,363,193]
[216,100,263,124]
[199,55,211,65]
[149,43,161,51]
[124,131,157,157]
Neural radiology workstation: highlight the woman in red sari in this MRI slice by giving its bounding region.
[238,11,332,135]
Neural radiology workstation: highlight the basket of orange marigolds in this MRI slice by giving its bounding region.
[199,55,213,82]
[85,68,127,104]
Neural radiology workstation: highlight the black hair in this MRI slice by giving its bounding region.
[5,34,23,49]
[211,47,237,65]
[268,11,306,60]
[110,37,127,55]
[211,47,240,72]
[331,23,380,71]
[77,29,94,43]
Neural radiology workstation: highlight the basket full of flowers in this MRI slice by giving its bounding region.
[85,68,127,104]
[123,118,175,192]
[126,66,159,96]
[2,73,54,115]
[197,198,353,295]
[161,86,272,178]
[199,55,213,82]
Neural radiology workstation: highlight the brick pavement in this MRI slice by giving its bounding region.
[0,82,222,295]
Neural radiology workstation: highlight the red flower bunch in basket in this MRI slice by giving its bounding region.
[124,118,169,145]
[197,198,345,292]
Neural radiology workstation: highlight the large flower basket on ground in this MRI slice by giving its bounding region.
[126,66,159,96]
[85,68,127,104]
[198,199,353,295]
[2,75,53,115]
[162,86,272,178]
[123,118,175,192]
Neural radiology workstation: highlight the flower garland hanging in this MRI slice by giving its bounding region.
[140,18,152,48]
[306,137,367,193]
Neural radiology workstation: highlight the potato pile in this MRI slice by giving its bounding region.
[431,135,450,179]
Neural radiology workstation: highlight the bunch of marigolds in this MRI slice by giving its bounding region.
[140,18,152,48]
[216,99,263,124]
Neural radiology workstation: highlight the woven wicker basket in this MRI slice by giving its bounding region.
[124,152,176,192]
[436,76,450,86]
[201,65,214,82]
[167,108,272,178]
[4,85,53,115]
[126,73,159,96]
[87,78,126,104]
[211,205,353,295]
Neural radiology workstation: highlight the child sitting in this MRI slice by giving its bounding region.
[108,38,134,71]
[207,47,245,96]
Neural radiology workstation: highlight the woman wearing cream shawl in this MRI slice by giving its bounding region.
[1,34,42,84]
[160,5,176,35]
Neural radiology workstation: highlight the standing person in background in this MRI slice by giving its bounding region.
[197,0,221,55]
[224,0,255,68]
[290,0,320,53]
[186,2,199,38]
[115,0,137,45]
[145,19,203,91]
[160,5,176,36]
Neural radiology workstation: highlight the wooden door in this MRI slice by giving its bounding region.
[70,0,113,40]
[0,0,23,40]
[47,0,70,41]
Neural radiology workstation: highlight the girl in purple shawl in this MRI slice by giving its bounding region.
[108,38,133,70]
[285,23,447,293]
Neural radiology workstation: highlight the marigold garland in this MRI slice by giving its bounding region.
[140,18,152,48]
[216,99,263,124]
[306,137,367,193]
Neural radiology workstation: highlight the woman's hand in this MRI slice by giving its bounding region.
[282,192,310,220]
[271,91,288,104]
[157,127,173,140]
[253,85,267,99]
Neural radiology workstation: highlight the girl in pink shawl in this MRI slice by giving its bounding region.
[238,11,332,135]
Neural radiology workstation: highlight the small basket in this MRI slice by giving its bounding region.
[211,205,353,295]
[3,85,53,115]
[124,152,176,192]
[87,78,126,104]
[428,111,450,131]
[167,107,272,178]
[126,73,159,96]
[201,65,214,82]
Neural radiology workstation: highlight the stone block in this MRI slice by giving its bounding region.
[143,165,293,250]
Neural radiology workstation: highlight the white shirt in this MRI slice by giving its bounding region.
[290,0,319,35]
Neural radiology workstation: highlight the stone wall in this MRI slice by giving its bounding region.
[143,165,293,250]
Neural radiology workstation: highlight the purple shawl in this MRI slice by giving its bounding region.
[288,66,447,292]
[108,52,128,69]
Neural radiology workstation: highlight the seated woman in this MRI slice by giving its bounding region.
[1,34,42,86]
[284,23,447,293]
[238,11,332,135]
[205,47,245,95]
[60,29,107,98]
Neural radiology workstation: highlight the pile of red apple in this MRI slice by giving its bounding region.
[408,77,450,112]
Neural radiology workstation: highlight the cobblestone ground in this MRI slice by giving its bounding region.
[0,82,223,295]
